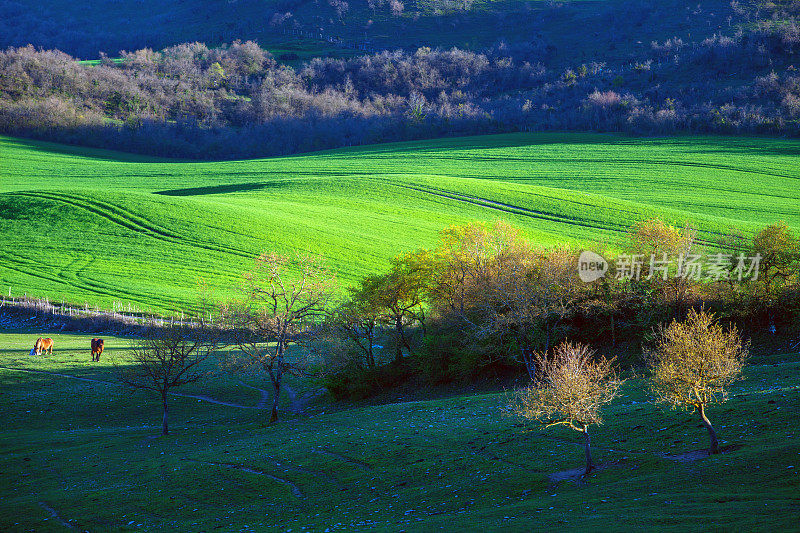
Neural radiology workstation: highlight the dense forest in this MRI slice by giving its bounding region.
[1,1,799,157]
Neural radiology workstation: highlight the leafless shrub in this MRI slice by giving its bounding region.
[222,252,336,424]
[586,90,623,108]
[115,325,217,435]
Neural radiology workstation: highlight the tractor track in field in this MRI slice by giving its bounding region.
[0,253,147,306]
[236,379,271,410]
[439,155,800,181]
[311,449,374,471]
[10,191,256,260]
[261,453,345,489]
[38,501,74,529]
[393,182,726,246]
[0,251,177,309]
[391,182,630,234]
[181,459,305,499]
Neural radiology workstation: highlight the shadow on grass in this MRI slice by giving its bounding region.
[155,181,287,196]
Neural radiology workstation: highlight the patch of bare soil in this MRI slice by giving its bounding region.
[548,460,625,483]
[38,501,74,529]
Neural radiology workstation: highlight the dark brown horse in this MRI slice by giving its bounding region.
[91,338,104,362]
[33,337,53,355]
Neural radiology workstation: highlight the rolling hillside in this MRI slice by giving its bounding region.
[0,331,798,530]
[2,132,799,312]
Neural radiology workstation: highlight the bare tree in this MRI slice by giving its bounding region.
[648,309,748,454]
[511,342,621,475]
[116,325,216,435]
[224,252,336,424]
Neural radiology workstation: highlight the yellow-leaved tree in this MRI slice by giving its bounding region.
[511,342,621,475]
[648,309,748,454]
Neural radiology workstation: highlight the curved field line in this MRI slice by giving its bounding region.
[262,453,344,488]
[394,182,727,246]
[439,156,800,181]
[236,379,271,410]
[311,449,374,471]
[10,191,255,260]
[182,459,305,498]
[0,254,140,304]
[0,251,177,308]
[15,191,181,239]
[393,182,630,233]
[38,502,74,529]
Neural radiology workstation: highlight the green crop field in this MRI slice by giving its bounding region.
[0,331,798,530]
[3,132,800,313]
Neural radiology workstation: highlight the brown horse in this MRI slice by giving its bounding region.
[33,337,53,355]
[91,338,104,361]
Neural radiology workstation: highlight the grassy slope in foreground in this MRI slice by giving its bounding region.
[2,132,800,312]
[0,332,798,530]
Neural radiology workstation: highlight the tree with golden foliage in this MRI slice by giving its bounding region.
[489,245,585,352]
[648,309,748,454]
[430,221,587,374]
[511,342,621,475]
[429,221,529,317]
[328,275,385,369]
[752,221,799,295]
[628,218,698,310]
[373,252,430,363]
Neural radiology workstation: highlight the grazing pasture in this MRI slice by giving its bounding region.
[0,332,798,530]
[2,132,799,312]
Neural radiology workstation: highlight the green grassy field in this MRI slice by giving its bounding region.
[0,331,798,530]
[3,132,800,313]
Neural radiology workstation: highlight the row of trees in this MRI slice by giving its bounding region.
[513,309,748,475]
[320,219,799,396]
[118,218,798,437]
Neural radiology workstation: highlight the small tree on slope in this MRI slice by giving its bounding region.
[511,342,621,475]
[116,324,216,435]
[225,252,336,424]
[648,309,748,454]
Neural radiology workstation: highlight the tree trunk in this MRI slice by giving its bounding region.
[270,379,280,424]
[582,426,593,475]
[161,393,169,436]
[698,403,719,454]
[269,338,285,424]
[545,324,550,353]
[394,315,403,363]
[610,314,615,347]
